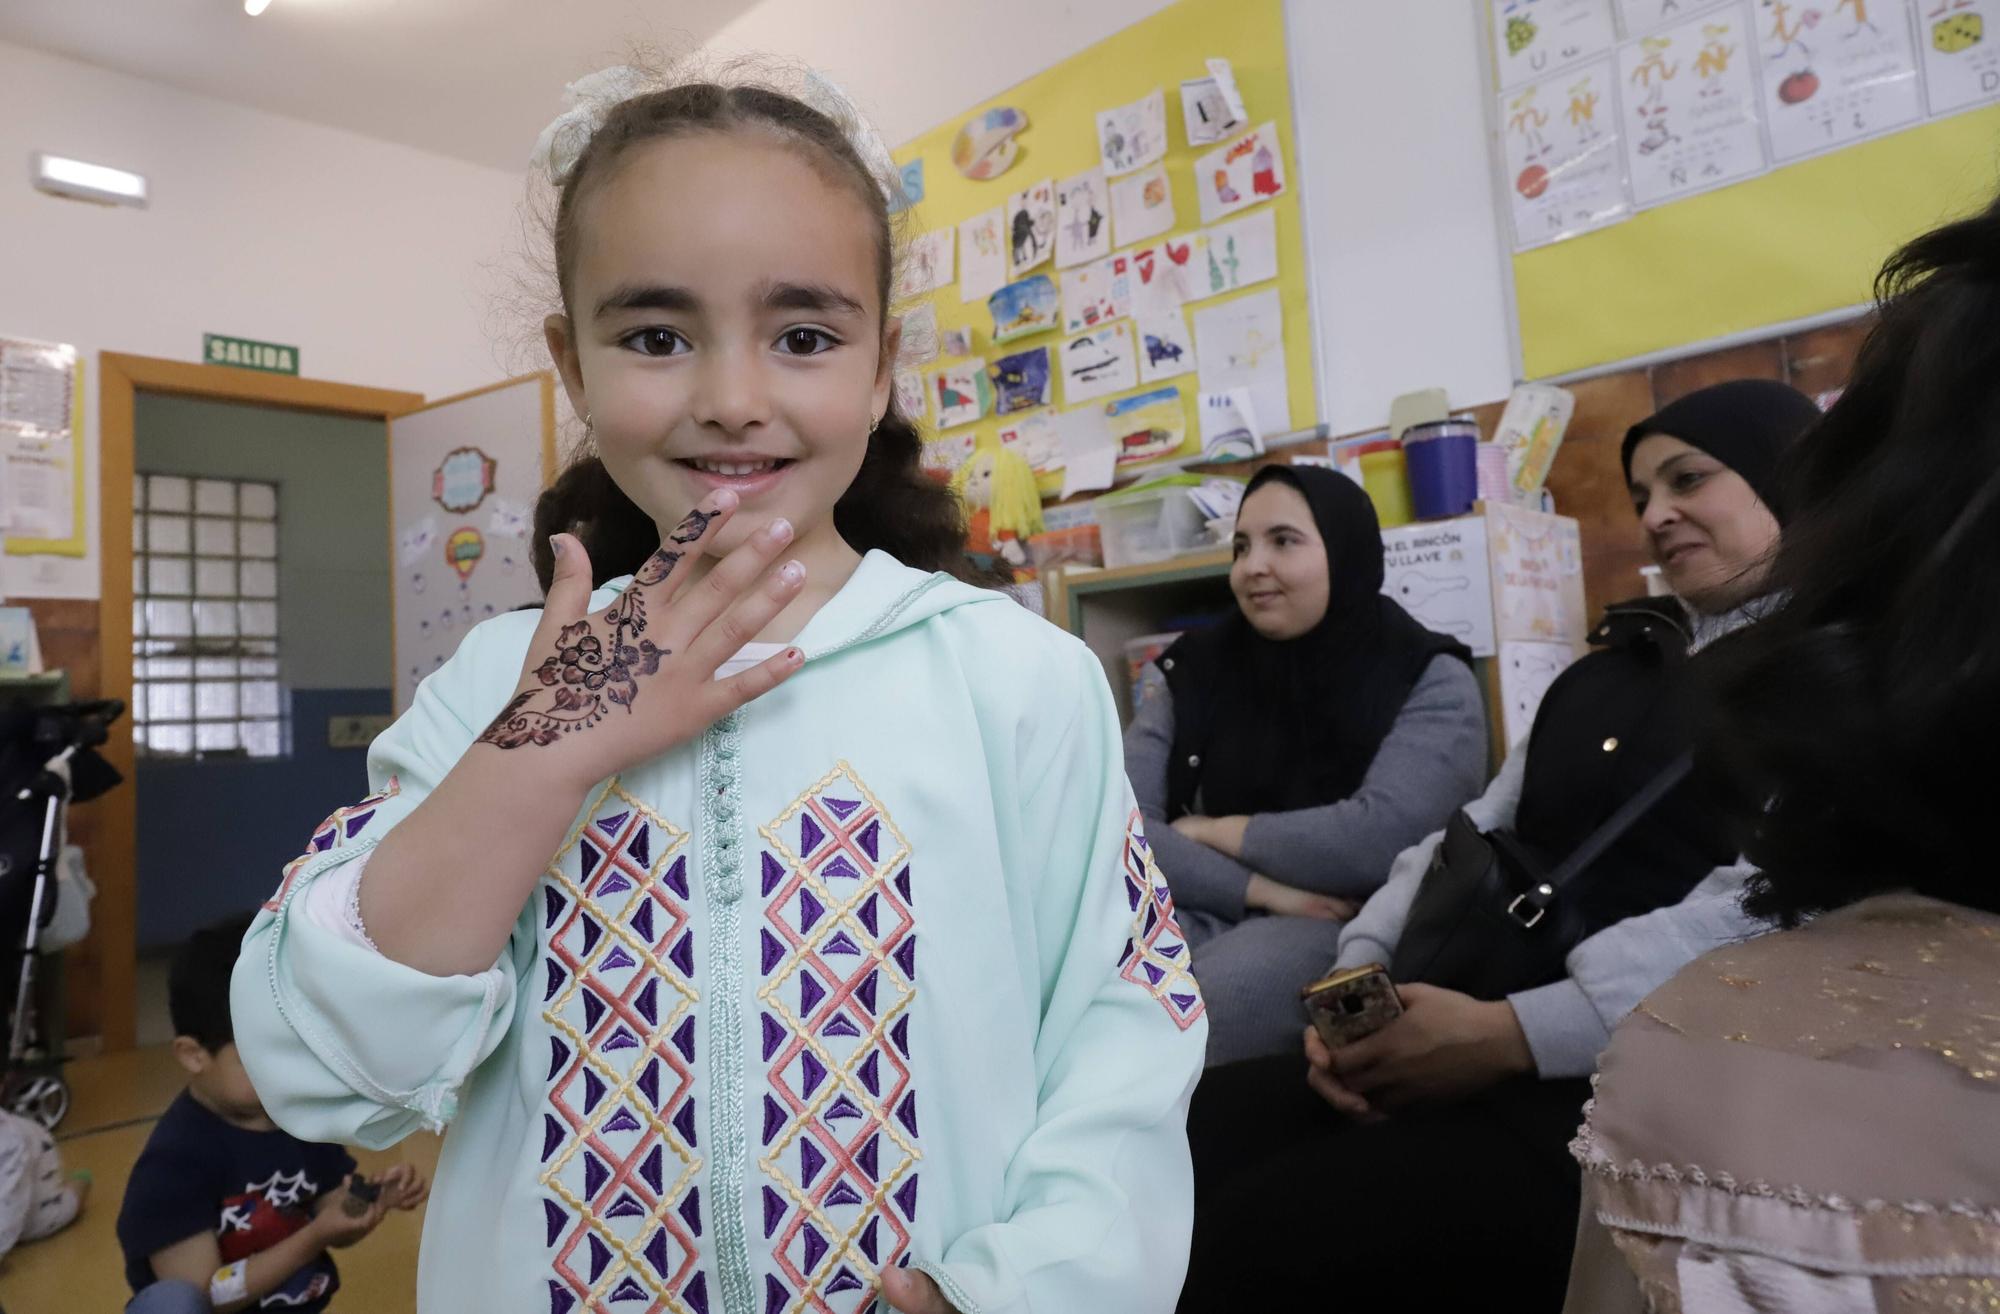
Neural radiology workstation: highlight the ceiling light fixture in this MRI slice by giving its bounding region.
[31,153,149,208]
[244,0,273,15]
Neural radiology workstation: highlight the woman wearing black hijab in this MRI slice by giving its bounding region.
[1125,463,1487,1067]
[1175,379,1821,1311]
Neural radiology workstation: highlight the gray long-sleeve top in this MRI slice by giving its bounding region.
[1123,655,1489,922]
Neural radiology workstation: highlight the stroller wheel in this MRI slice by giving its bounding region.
[3,1071,70,1130]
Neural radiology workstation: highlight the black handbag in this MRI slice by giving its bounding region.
[1388,754,1693,1000]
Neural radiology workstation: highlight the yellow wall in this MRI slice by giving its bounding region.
[891,0,1317,490]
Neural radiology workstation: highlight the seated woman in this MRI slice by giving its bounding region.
[1125,463,1487,1065]
[1567,197,2000,1313]
[1178,379,1822,1310]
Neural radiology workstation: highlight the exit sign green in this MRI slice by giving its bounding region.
[204,334,298,375]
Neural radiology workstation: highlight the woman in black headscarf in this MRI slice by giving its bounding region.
[1176,379,1821,1312]
[1125,463,1487,1067]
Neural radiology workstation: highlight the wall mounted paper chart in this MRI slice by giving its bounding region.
[1618,8,1767,207]
[1491,0,1619,91]
[1757,0,1923,163]
[1501,56,1630,247]
[1921,0,2000,116]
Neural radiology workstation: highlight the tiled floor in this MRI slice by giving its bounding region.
[0,1045,439,1312]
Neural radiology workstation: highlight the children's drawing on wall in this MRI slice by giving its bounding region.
[1180,57,1247,145]
[920,431,977,479]
[1106,387,1186,466]
[931,361,992,429]
[989,347,1052,414]
[1061,322,1139,403]
[1108,163,1175,245]
[1129,237,1198,319]
[1618,11,1769,206]
[951,105,1027,180]
[1918,0,2000,115]
[997,410,1063,474]
[893,369,928,423]
[1192,287,1289,438]
[896,228,955,301]
[958,207,1008,302]
[1199,209,1280,298]
[1136,310,1196,384]
[940,327,974,358]
[1490,0,1620,91]
[1096,88,1169,176]
[1197,388,1263,461]
[1195,121,1285,224]
[1061,254,1134,335]
[1055,168,1112,268]
[988,274,1059,343]
[1502,57,1629,249]
[1759,0,1922,162]
[897,302,940,366]
[1006,178,1056,275]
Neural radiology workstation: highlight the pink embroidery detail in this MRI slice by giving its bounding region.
[1117,810,1205,1030]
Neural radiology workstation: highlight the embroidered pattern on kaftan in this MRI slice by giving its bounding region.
[263,779,401,911]
[756,764,920,1314]
[540,783,710,1314]
[1117,811,1204,1030]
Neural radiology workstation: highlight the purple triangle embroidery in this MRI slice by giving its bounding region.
[601,1026,639,1053]
[640,1144,664,1195]
[859,1215,881,1262]
[1143,961,1166,986]
[579,913,602,957]
[608,1275,646,1302]
[602,1105,641,1134]
[548,1036,571,1082]
[669,931,695,978]
[579,839,603,884]
[798,887,825,935]
[857,1133,881,1182]
[894,935,917,980]
[761,1013,787,1062]
[605,1190,645,1219]
[687,1273,709,1314]
[856,970,880,1016]
[824,1094,863,1122]
[672,1015,696,1063]
[800,811,826,856]
[821,1013,860,1040]
[824,1178,865,1208]
[637,1058,660,1110]
[582,1068,605,1114]
[678,1185,702,1237]
[1144,903,1158,937]
[599,945,636,973]
[763,1094,786,1146]
[801,1221,830,1274]
[542,1197,567,1246]
[672,1098,698,1148]
[823,797,862,820]
[543,959,567,1003]
[890,1015,911,1058]
[311,829,334,853]
[596,871,633,898]
[544,886,569,929]
[895,1090,919,1137]
[799,1136,826,1189]
[765,1275,790,1314]
[855,819,881,862]
[581,987,606,1033]
[858,1051,881,1098]
[823,930,861,956]
[894,865,913,904]
[800,1050,828,1099]
[630,899,656,944]
[893,1175,920,1222]
[663,855,689,901]
[799,970,826,1018]
[626,823,650,867]
[1171,992,1199,1012]
[760,851,786,898]
[582,1150,608,1203]
[1159,942,1184,958]
[763,1186,787,1238]
[541,1114,564,1163]
[548,1279,577,1314]
[634,978,660,1028]
[643,1225,671,1278]
[596,811,631,838]
[858,894,880,937]
[1117,942,1134,968]
[828,1266,865,1295]
[822,854,861,883]
[1124,876,1144,911]
[761,929,786,976]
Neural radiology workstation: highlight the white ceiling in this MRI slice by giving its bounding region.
[0,0,1175,174]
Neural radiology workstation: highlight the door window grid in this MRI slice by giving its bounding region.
[131,475,285,758]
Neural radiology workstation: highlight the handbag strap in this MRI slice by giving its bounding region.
[1508,752,1694,927]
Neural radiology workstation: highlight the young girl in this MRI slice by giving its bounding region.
[230,68,1206,1314]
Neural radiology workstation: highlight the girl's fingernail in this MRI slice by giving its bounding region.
[786,648,804,665]
[712,488,740,511]
[766,518,794,544]
[779,561,804,584]
[548,535,564,559]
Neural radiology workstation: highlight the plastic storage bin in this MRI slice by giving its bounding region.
[1093,476,1217,568]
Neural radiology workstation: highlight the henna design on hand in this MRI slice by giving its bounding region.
[668,506,718,544]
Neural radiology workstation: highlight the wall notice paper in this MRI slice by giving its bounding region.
[1181,56,1249,146]
[1136,309,1196,383]
[1920,0,2000,116]
[921,431,977,478]
[1097,88,1169,176]
[998,410,1062,474]
[932,361,992,429]
[1106,386,1186,466]
[1490,502,1584,643]
[1502,57,1630,249]
[2,433,77,544]
[1055,168,1113,268]
[1195,120,1286,223]
[1760,0,1923,163]
[1193,287,1289,438]
[1491,0,1619,91]
[958,208,1009,303]
[1061,321,1139,403]
[0,337,80,549]
[1618,10,1769,208]
[1108,163,1175,245]
[940,326,974,358]
[1499,638,1578,744]
[988,274,1059,343]
[1006,178,1056,275]
[1129,237,1199,319]
[1198,388,1264,461]
[1061,253,1135,335]
[1196,209,1280,298]
[990,346,1053,414]
[894,369,928,422]
[896,228,955,301]
[0,339,75,439]
[898,302,940,365]
[1380,517,1497,658]
[1057,406,1118,498]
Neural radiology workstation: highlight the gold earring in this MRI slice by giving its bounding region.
[869,415,882,435]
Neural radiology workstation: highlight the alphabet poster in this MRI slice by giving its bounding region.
[1920,0,2000,116]
[1758,0,1923,163]
[1501,57,1631,248]
[1491,0,1619,91]
[1616,8,1768,207]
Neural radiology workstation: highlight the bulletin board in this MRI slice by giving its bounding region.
[888,0,1317,497]
[1492,0,2000,380]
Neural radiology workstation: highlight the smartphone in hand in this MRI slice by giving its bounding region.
[1301,964,1404,1051]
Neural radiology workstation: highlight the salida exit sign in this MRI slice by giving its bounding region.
[204,333,298,375]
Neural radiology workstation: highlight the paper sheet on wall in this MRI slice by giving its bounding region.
[0,339,75,439]
[1108,163,1175,245]
[1061,254,1134,335]
[931,360,992,429]
[1105,387,1186,466]
[1618,8,1769,208]
[1919,0,2000,116]
[894,369,929,423]
[1197,388,1264,461]
[1192,288,1289,438]
[1194,121,1286,223]
[940,327,974,358]
[1,433,76,542]
[1006,179,1056,275]
[958,208,1009,302]
[898,303,940,366]
[921,432,977,479]
[1380,518,1497,657]
[990,346,1052,414]
[1194,209,1280,298]
[896,228,955,301]
[1057,407,1118,497]
[1135,309,1196,383]
[1490,503,1584,643]
[1491,0,1618,91]
[1060,321,1139,403]
[1096,88,1169,176]
[1055,168,1113,268]
[1181,58,1247,145]
[1615,0,1726,36]
[998,410,1062,474]
[1758,0,1922,163]
[1501,56,1631,249]
[1128,235,1198,320]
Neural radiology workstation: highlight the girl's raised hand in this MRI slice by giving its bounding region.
[474,489,806,788]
